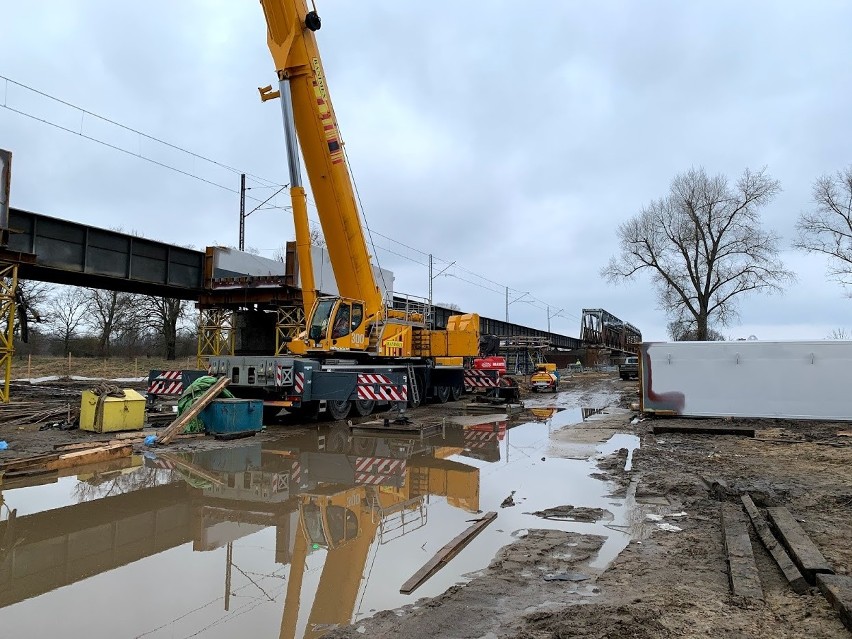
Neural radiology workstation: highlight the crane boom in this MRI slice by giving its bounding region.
[260,0,384,321]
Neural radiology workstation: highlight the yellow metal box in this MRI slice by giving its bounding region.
[80,389,146,433]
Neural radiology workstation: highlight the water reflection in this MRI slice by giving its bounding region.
[0,408,639,639]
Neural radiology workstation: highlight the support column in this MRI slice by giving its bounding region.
[275,304,305,356]
[196,309,234,369]
[0,263,18,403]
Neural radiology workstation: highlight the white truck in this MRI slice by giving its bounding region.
[639,340,852,421]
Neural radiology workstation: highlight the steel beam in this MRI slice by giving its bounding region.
[5,208,205,299]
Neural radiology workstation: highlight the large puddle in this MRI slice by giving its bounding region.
[0,391,643,638]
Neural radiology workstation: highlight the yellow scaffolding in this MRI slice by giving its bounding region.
[0,263,18,403]
[275,305,305,355]
[196,309,234,369]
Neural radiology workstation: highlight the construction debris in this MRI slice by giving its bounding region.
[0,442,132,479]
[816,574,852,631]
[720,502,764,601]
[400,512,497,594]
[650,422,755,437]
[740,495,809,594]
[766,507,834,584]
[157,376,231,445]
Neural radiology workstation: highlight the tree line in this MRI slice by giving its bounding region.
[603,165,852,341]
[8,284,196,360]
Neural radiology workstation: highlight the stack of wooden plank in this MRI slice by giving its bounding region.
[0,401,71,427]
[719,492,851,631]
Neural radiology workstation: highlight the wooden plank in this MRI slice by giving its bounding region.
[766,507,834,584]
[721,503,764,600]
[0,452,61,471]
[817,574,852,631]
[49,443,132,471]
[2,443,132,478]
[741,495,809,594]
[651,423,755,437]
[400,511,497,594]
[158,377,230,445]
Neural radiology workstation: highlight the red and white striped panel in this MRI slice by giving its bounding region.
[464,429,498,449]
[356,373,393,385]
[464,370,498,388]
[291,461,301,483]
[294,371,305,393]
[355,472,399,485]
[145,457,177,470]
[276,364,284,387]
[356,384,408,401]
[148,371,184,396]
[356,373,408,402]
[354,457,406,475]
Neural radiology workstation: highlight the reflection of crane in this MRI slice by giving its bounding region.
[277,449,479,639]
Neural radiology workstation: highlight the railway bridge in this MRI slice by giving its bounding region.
[0,206,640,394]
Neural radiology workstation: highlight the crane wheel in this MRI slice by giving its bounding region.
[449,384,462,401]
[353,398,375,417]
[326,399,352,421]
[435,385,450,404]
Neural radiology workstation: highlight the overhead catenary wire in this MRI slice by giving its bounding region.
[1,74,577,329]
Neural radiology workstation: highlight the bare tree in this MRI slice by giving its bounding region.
[2,279,51,342]
[436,302,461,311]
[84,289,133,356]
[794,167,852,294]
[667,319,725,341]
[47,286,87,355]
[828,328,851,340]
[602,167,794,340]
[140,296,188,360]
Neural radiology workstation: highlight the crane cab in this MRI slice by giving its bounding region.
[300,296,369,353]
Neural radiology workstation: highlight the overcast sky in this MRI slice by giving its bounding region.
[2,0,851,341]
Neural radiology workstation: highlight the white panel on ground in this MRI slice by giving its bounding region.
[641,340,852,421]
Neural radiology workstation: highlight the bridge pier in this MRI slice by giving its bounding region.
[0,263,17,403]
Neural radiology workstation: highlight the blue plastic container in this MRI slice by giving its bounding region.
[200,398,264,435]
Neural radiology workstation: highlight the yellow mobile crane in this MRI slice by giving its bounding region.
[211,1,482,418]
[259,1,478,360]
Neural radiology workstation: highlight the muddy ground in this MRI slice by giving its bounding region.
[2,373,850,637]
[325,380,852,638]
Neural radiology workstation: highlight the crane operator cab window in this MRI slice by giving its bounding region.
[351,303,363,332]
[309,299,336,341]
[331,303,351,339]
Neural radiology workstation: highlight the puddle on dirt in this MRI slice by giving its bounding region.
[0,390,642,639]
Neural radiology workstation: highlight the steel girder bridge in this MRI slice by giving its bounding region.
[580,308,642,354]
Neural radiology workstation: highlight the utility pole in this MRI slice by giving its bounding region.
[0,149,11,247]
[547,305,551,335]
[428,254,433,309]
[238,173,246,251]
[505,286,509,323]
